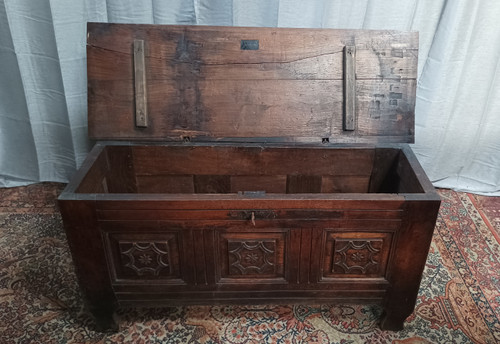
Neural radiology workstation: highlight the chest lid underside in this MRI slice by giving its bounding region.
[87,23,418,144]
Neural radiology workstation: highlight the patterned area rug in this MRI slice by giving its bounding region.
[0,184,499,343]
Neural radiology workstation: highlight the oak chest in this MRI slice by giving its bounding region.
[58,23,440,331]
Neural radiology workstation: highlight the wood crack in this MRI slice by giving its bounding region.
[88,44,342,66]
[199,51,343,66]
[87,44,132,56]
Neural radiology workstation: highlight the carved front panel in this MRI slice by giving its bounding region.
[118,241,171,277]
[228,240,276,275]
[218,231,286,282]
[322,231,392,279]
[105,232,183,282]
[332,239,382,274]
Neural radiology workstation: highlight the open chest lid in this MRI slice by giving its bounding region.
[87,23,418,144]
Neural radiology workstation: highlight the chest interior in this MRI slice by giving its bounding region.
[76,145,424,195]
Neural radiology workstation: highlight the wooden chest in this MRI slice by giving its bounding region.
[58,23,440,331]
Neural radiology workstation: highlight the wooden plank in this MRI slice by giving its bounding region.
[131,146,375,177]
[94,195,407,210]
[96,209,403,221]
[87,42,342,82]
[87,42,417,81]
[88,79,339,140]
[87,24,417,68]
[133,40,148,128]
[88,78,415,142]
[96,218,401,232]
[343,45,355,131]
[114,289,388,301]
[87,23,418,143]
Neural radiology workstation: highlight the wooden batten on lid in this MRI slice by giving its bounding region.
[87,23,418,143]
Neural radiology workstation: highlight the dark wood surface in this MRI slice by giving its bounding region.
[59,142,440,331]
[58,24,439,332]
[87,23,417,143]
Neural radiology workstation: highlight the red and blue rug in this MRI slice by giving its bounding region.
[0,184,499,343]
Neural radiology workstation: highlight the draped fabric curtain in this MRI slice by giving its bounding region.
[0,0,499,194]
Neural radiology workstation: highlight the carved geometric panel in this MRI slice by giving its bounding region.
[322,231,392,279]
[118,241,171,277]
[228,240,276,275]
[332,239,382,275]
[218,231,286,282]
[105,231,182,282]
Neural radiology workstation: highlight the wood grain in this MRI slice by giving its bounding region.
[87,23,418,143]
[129,146,375,177]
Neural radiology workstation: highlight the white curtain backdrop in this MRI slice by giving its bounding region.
[0,0,499,194]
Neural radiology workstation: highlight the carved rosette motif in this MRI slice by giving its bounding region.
[228,240,275,275]
[119,242,171,277]
[333,239,382,274]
